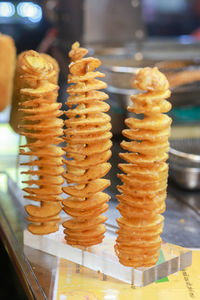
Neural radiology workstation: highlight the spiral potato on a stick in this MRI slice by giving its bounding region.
[62,42,112,247]
[0,33,16,112]
[18,50,64,235]
[115,67,172,267]
[10,50,59,134]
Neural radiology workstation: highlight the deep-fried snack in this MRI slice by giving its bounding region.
[62,42,112,247]
[115,67,172,267]
[9,50,59,133]
[155,60,200,88]
[18,50,64,235]
[0,33,16,112]
[166,69,200,88]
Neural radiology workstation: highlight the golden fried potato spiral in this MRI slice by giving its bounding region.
[10,51,59,134]
[62,42,112,247]
[18,50,64,235]
[115,67,172,267]
[0,33,16,112]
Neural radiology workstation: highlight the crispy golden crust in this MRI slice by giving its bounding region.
[18,50,63,235]
[9,50,59,133]
[115,67,172,267]
[62,42,112,247]
[134,67,169,91]
[0,33,16,112]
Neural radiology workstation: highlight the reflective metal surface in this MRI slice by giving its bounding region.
[170,138,200,163]
[169,138,200,189]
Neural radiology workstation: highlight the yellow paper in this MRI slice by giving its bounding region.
[53,250,200,300]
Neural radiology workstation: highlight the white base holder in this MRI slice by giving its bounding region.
[24,226,192,287]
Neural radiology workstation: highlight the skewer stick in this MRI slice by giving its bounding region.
[16,134,22,185]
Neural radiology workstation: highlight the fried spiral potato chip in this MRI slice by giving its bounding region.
[0,33,16,112]
[18,50,64,235]
[10,50,59,133]
[115,67,172,267]
[62,42,112,247]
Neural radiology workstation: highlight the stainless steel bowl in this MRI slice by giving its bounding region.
[102,62,200,106]
[100,57,200,135]
[95,42,200,134]
[169,138,200,190]
[169,164,200,190]
[106,85,137,135]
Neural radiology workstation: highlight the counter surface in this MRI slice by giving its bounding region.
[0,170,200,299]
[0,123,200,299]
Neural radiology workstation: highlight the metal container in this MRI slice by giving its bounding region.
[101,63,151,135]
[169,138,200,190]
[95,42,200,134]
[106,85,137,135]
[102,62,200,134]
[101,59,200,107]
